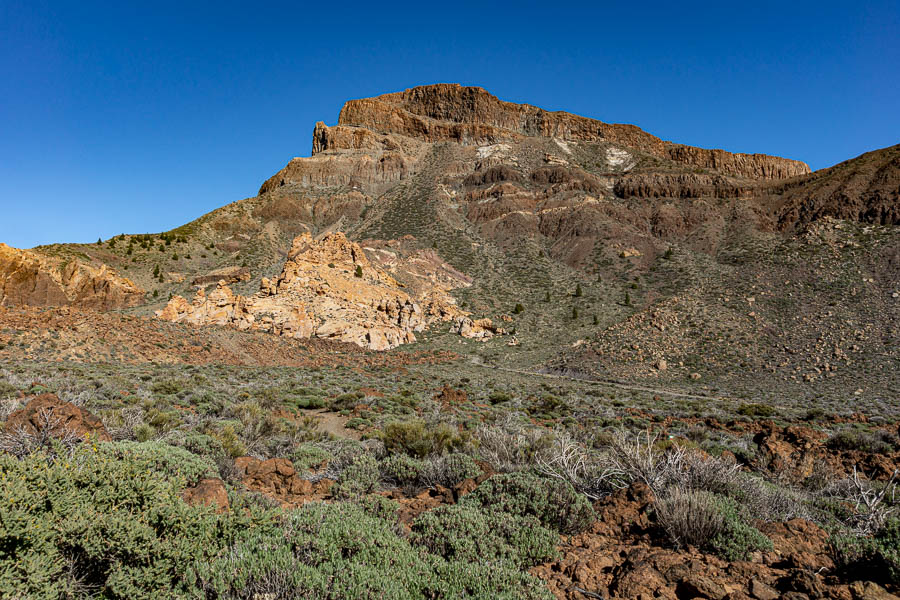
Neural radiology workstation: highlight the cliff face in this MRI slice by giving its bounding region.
[0,244,144,310]
[156,232,466,350]
[335,84,810,180]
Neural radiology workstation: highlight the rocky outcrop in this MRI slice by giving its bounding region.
[335,84,810,180]
[450,316,505,340]
[191,265,251,287]
[157,232,466,350]
[0,244,144,310]
[234,456,334,507]
[4,393,111,441]
[181,478,230,513]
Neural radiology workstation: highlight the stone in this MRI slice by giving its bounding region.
[182,478,230,513]
[4,393,111,441]
[748,578,780,600]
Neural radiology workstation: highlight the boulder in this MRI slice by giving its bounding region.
[3,393,110,441]
[182,478,230,513]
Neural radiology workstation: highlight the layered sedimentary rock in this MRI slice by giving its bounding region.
[157,232,465,350]
[0,244,144,310]
[334,84,810,180]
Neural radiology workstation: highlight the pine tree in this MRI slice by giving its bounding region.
[572,307,579,319]
[575,284,583,297]
[592,315,599,325]
[355,265,363,278]
[624,292,631,306]
[544,291,551,302]
[513,303,524,314]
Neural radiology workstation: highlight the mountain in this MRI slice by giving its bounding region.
[5,84,898,401]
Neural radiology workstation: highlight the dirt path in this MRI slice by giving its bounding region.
[300,408,362,440]
[474,361,724,402]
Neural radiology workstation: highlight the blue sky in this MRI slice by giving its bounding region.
[1,1,898,249]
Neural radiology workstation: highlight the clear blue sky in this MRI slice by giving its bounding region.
[1,1,898,249]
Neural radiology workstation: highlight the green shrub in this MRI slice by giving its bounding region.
[294,396,326,409]
[0,443,263,599]
[411,503,558,569]
[826,429,897,455]
[463,472,595,534]
[420,453,481,487]
[832,518,900,585]
[134,423,155,442]
[381,453,425,486]
[655,488,772,561]
[709,495,773,560]
[98,440,217,485]
[290,444,333,471]
[487,390,512,404]
[333,454,380,499]
[195,501,553,599]
[380,420,468,458]
[737,403,776,418]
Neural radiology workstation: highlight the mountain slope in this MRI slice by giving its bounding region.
[5,84,897,401]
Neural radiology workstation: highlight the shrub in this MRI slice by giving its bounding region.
[290,443,333,471]
[826,429,897,455]
[654,488,772,560]
[737,403,776,418]
[832,517,900,585]
[333,454,380,499]
[410,503,558,569]
[420,453,481,488]
[354,265,363,278]
[463,471,595,534]
[195,501,553,599]
[0,444,261,598]
[379,420,468,458]
[380,453,425,487]
[98,440,217,485]
[513,303,524,314]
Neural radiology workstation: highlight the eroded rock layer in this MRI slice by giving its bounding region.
[156,232,466,350]
[0,243,144,310]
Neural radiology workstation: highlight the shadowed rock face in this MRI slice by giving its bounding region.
[0,243,144,310]
[771,144,900,228]
[156,232,466,350]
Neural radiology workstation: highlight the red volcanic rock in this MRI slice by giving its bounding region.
[182,478,230,513]
[4,393,110,441]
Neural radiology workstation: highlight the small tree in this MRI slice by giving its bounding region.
[96,237,102,245]
[355,265,363,278]
[574,284,583,298]
[592,315,599,325]
[664,247,674,260]
[545,291,551,302]
[152,265,160,277]
[624,292,632,306]
[513,303,524,314]
[572,307,579,319]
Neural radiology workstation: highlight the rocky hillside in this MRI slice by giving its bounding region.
[156,232,467,350]
[0,243,143,310]
[3,84,897,401]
